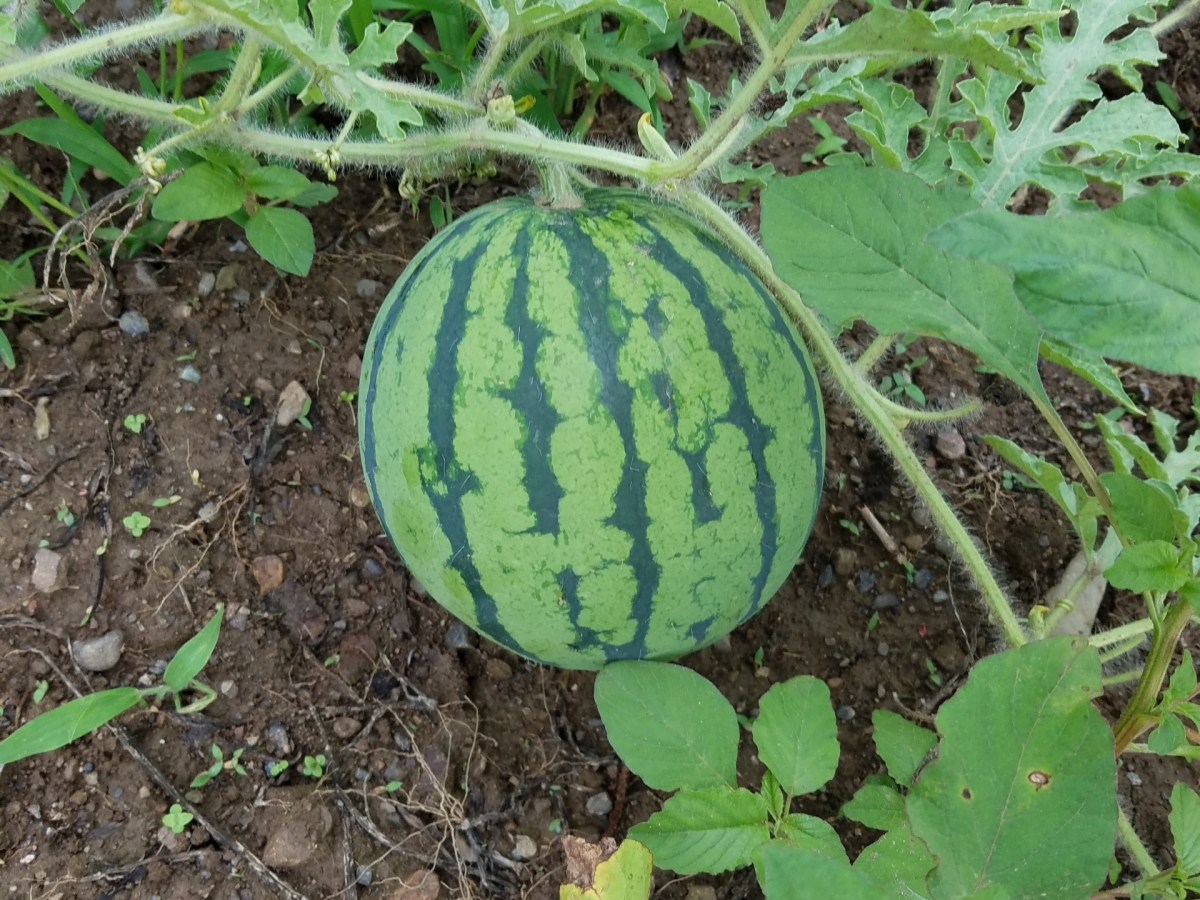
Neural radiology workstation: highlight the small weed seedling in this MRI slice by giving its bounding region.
[123,413,147,434]
[297,398,313,431]
[267,759,289,778]
[55,504,74,527]
[162,804,194,834]
[302,754,326,778]
[190,744,247,788]
[122,511,151,537]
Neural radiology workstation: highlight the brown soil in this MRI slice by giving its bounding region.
[2,13,1200,900]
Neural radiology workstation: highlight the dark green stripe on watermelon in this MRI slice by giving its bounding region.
[359,190,825,670]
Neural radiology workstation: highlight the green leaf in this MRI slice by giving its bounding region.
[1171,783,1200,876]
[665,0,739,40]
[927,187,1200,379]
[756,844,886,900]
[0,688,143,764]
[906,637,1115,900]
[1148,713,1187,755]
[560,838,654,900]
[1099,473,1177,545]
[152,162,245,222]
[1105,541,1189,594]
[762,769,784,819]
[163,604,224,693]
[0,13,15,44]
[1165,651,1198,705]
[753,675,838,796]
[244,166,313,200]
[348,20,413,67]
[628,788,769,875]
[843,784,906,832]
[854,823,936,900]
[872,710,937,787]
[595,661,738,791]
[761,169,1047,405]
[3,116,136,186]
[1039,337,1141,416]
[245,207,314,276]
[777,814,849,864]
[0,331,14,370]
[0,257,35,299]
[1182,580,1200,614]
[290,182,339,207]
[687,78,713,129]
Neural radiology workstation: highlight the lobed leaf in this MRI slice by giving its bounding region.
[1099,473,1177,545]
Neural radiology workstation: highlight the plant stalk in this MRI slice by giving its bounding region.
[677,188,1026,647]
[1030,393,1119,539]
[469,34,511,101]
[854,332,894,374]
[1116,806,1158,879]
[211,34,262,115]
[1112,600,1194,754]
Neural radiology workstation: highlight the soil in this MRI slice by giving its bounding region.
[2,10,1200,900]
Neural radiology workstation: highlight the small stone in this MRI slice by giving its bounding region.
[912,507,932,529]
[215,264,241,292]
[486,658,513,680]
[276,381,311,427]
[903,534,925,552]
[586,792,613,817]
[356,279,384,299]
[349,484,371,508]
[836,705,856,721]
[685,887,718,900]
[356,866,373,887]
[332,718,362,739]
[936,430,967,460]
[389,870,440,900]
[854,568,875,593]
[1037,533,1051,549]
[445,621,472,649]
[73,631,124,672]
[1126,771,1142,786]
[933,590,949,604]
[31,548,64,593]
[877,642,890,657]
[817,564,834,587]
[712,634,733,653]
[833,547,858,576]
[262,802,332,868]
[826,677,843,689]
[873,592,899,611]
[511,835,538,861]
[197,272,216,297]
[34,398,50,440]
[118,310,149,336]
[220,680,238,698]
[267,723,292,755]
[363,559,384,578]
[178,365,201,384]
[229,239,248,253]
[252,555,286,593]
[914,568,933,590]
[197,500,220,523]
[232,289,251,308]
[345,354,363,379]
[286,338,303,355]
[933,534,955,558]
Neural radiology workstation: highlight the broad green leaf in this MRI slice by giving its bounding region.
[777,813,848,864]
[628,788,769,874]
[1100,473,1177,545]
[1095,414,1169,482]
[163,604,223,693]
[0,688,143,764]
[927,186,1200,379]
[1148,713,1187,755]
[787,6,1033,81]
[0,257,34,299]
[348,20,413,67]
[152,162,245,222]
[756,844,886,900]
[761,168,1047,405]
[665,0,739,40]
[290,182,339,207]
[843,784,906,831]
[854,823,936,900]
[1164,651,1198,705]
[907,637,1114,900]
[1039,337,1140,416]
[0,330,13,370]
[244,166,313,200]
[2,116,136,185]
[1171,783,1200,876]
[245,207,315,277]
[595,661,737,791]
[560,839,653,900]
[1105,541,1189,593]
[0,13,15,44]
[872,710,937,787]
[753,675,838,795]
[1183,580,1200,614]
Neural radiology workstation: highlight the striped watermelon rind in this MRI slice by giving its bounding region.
[360,189,824,669]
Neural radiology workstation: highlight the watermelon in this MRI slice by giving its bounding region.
[359,189,824,669]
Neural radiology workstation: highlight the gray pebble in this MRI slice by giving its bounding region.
[118,310,149,336]
[817,564,833,587]
[356,866,373,886]
[587,792,613,817]
[933,590,949,604]
[935,429,967,460]
[855,568,875,593]
[877,642,890,657]
[148,659,167,675]
[933,535,956,558]
[712,634,733,654]
[229,239,248,253]
[197,272,216,297]
[178,365,202,383]
[914,568,933,590]
[873,592,899,611]
[73,631,125,672]
[445,620,472,649]
[356,278,384,299]
[363,559,384,578]
[1037,534,1051,548]
[512,834,538,861]
[836,705,856,721]
[1126,771,1142,786]
[267,723,292,755]
[232,289,251,308]
[912,507,932,529]
[354,768,371,781]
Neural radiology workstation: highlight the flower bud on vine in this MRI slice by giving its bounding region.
[637,113,675,162]
[486,95,517,128]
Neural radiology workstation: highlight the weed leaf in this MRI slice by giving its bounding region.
[163,604,224,693]
[595,661,737,791]
[761,168,1047,405]
[1105,541,1188,593]
[1099,473,1177,545]
[872,709,936,787]
[629,788,769,874]
[152,162,244,221]
[0,688,142,764]
[928,186,1200,378]
[853,823,936,900]
[1039,337,1141,416]
[906,637,1114,900]
[842,784,906,831]
[245,207,314,276]
[753,675,838,795]
[777,814,847,863]
[1170,783,1200,876]
[755,844,885,899]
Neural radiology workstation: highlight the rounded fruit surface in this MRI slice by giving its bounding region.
[359,189,824,669]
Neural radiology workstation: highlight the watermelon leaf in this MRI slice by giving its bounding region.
[595,661,738,791]
[841,784,906,831]
[852,823,936,900]
[752,675,838,796]
[628,787,769,874]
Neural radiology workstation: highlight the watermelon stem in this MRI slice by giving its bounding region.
[536,161,583,209]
